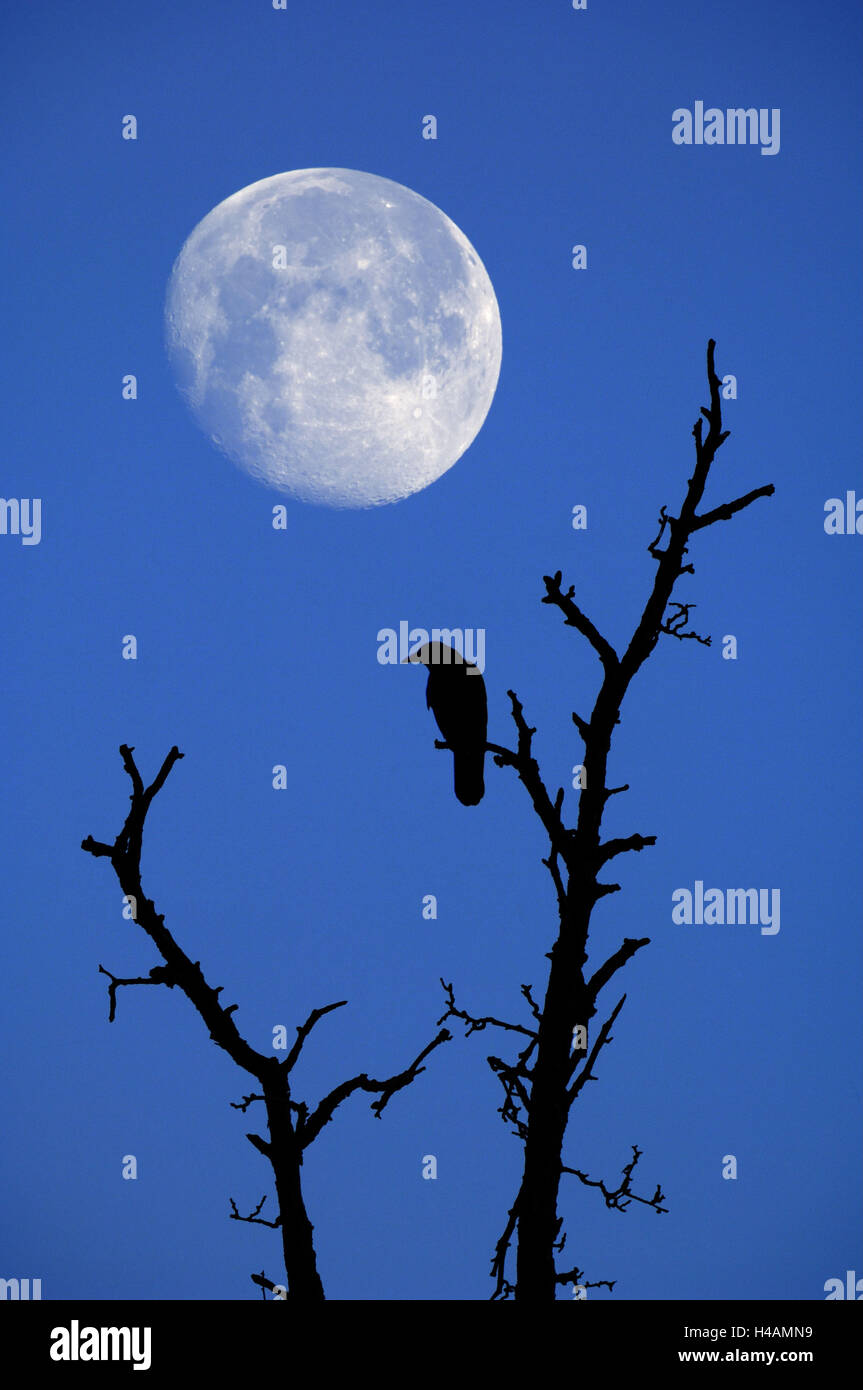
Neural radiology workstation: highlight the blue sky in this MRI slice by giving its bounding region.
[1,0,860,1301]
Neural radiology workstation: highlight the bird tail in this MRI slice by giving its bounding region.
[454,746,485,806]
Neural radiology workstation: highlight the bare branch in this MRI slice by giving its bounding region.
[593,881,621,900]
[490,1186,522,1301]
[586,939,650,1007]
[81,837,113,859]
[84,746,270,1079]
[283,1001,348,1074]
[229,1195,282,1229]
[692,484,775,531]
[596,834,656,866]
[437,978,537,1040]
[485,740,516,762]
[571,711,591,742]
[554,1266,616,1293]
[118,744,145,798]
[520,983,542,1024]
[660,602,711,646]
[250,1271,283,1300]
[541,571,619,670]
[245,1132,271,1158]
[488,1055,531,1137]
[567,995,627,1098]
[301,1029,452,1148]
[144,745,185,801]
[230,1093,265,1113]
[563,1145,668,1215]
[541,790,568,912]
[488,693,573,868]
[97,963,165,1023]
[647,505,673,559]
[490,1032,537,1133]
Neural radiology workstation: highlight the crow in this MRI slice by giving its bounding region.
[404,642,487,805]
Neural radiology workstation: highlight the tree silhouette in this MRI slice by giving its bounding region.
[435,340,775,1301]
[82,744,450,1302]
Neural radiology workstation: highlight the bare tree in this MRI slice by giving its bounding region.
[436,340,774,1300]
[83,745,450,1301]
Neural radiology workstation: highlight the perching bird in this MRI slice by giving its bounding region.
[404,642,487,805]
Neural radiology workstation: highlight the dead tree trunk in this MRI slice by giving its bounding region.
[83,746,449,1301]
[439,340,774,1300]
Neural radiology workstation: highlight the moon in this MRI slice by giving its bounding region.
[164,169,502,507]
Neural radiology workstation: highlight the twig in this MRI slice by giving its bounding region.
[563,1145,667,1214]
[230,1195,282,1229]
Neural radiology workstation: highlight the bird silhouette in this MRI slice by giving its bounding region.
[404,642,487,805]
